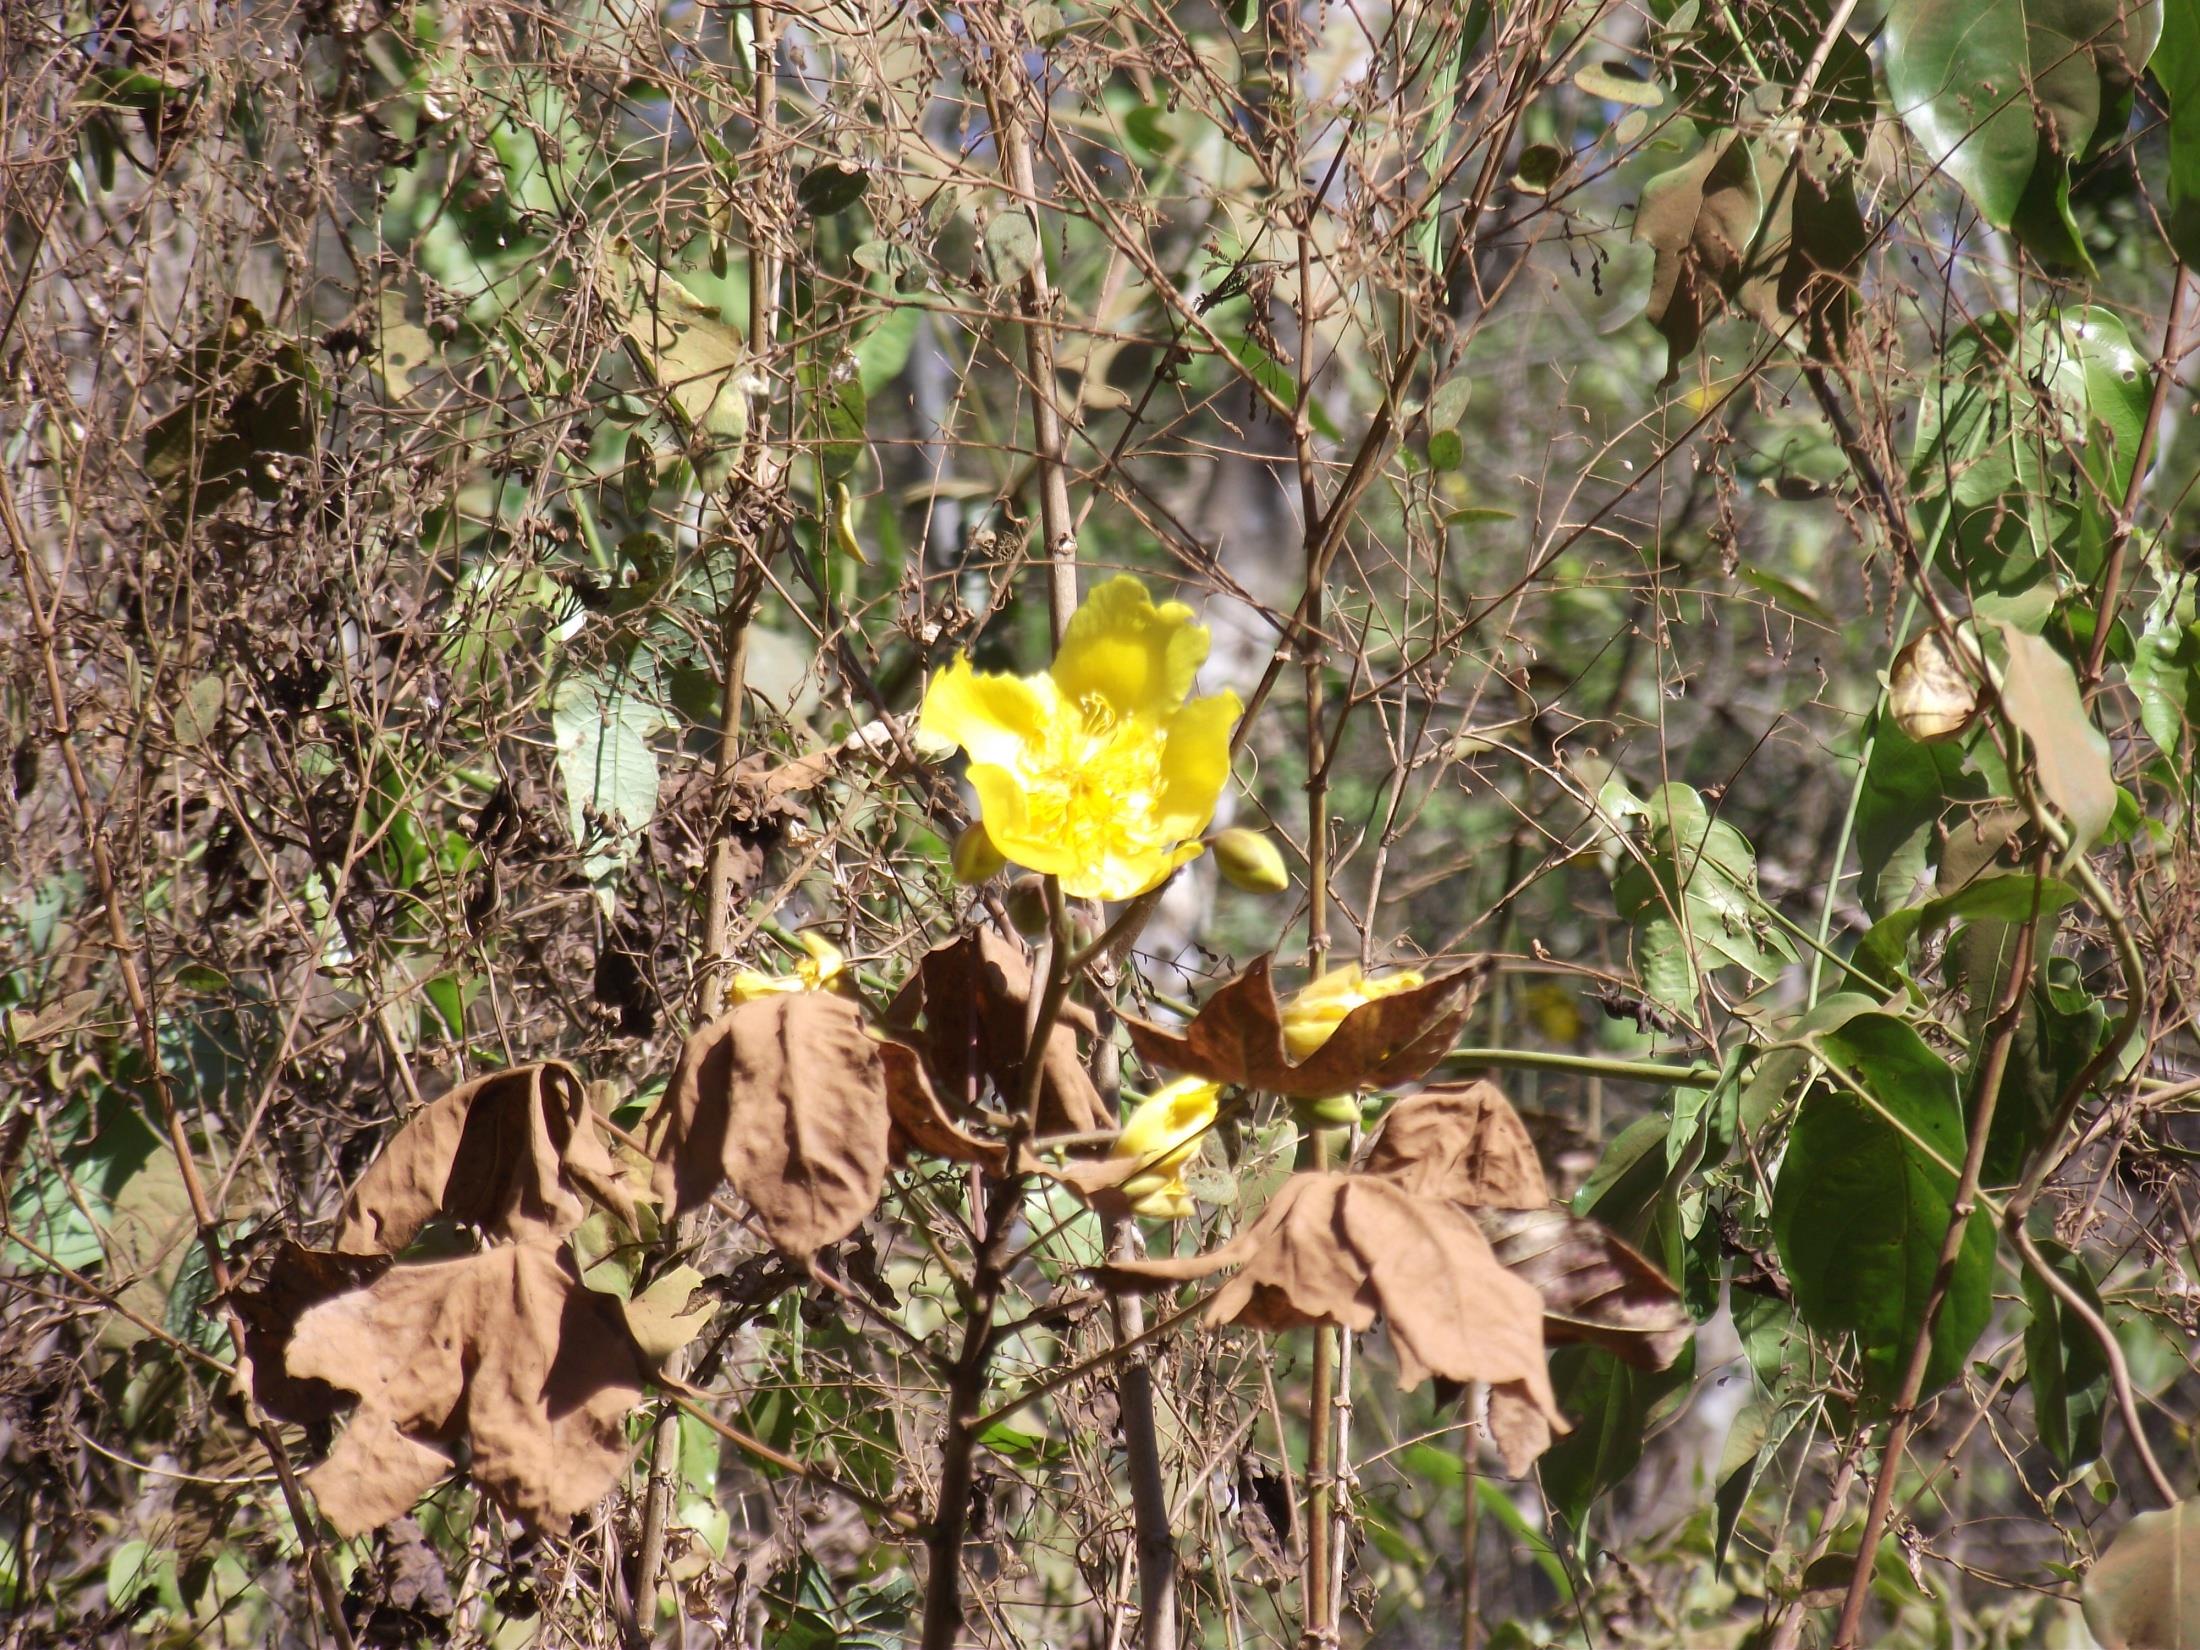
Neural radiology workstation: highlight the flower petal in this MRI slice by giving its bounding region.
[1153,690,1242,837]
[966,764,1077,878]
[919,656,1055,769]
[1050,576,1212,720]
[1065,838,1204,902]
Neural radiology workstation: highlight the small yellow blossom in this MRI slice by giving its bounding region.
[729,932,846,1005]
[918,577,1242,902]
[1280,965,1427,1061]
[1111,1076,1222,1220]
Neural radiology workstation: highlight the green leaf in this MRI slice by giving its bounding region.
[2084,1497,2200,1649]
[2023,1239,2110,1473]
[983,211,1042,286]
[1633,137,1762,381]
[1573,60,1665,106]
[551,674,666,862]
[796,163,869,218]
[611,252,752,491]
[1611,782,1793,1011]
[2158,0,2200,264]
[1883,0,2160,264]
[800,356,867,483]
[2128,579,2200,759]
[1853,712,1987,919]
[1510,143,1564,195]
[1771,1012,1996,1409]
[1995,623,2116,846]
[1541,1342,1697,1532]
[141,299,320,525]
[1854,873,2078,993]
[1427,427,1464,470]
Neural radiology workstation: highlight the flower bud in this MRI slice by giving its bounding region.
[952,820,1007,884]
[1211,826,1290,894]
[1005,874,1051,937]
[1888,627,1981,744]
[1289,1093,1363,1130]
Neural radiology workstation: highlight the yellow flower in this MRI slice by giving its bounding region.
[729,932,846,1004]
[1280,966,1427,1061]
[918,576,1242,902]
[1112,1076,1222,1220]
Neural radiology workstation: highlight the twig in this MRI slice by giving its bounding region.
[2084,265,2190,684]
[1829,865,2046,1649]
[3,476,360,1650]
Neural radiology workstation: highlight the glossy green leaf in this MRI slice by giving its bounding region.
[1771,1012,1996,1409]
[1884,0,2160,265]
[796,163,869,218]
[2159,0,2200,263]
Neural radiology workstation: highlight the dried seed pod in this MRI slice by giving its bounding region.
[1212,826,1290,894]
[1889,627,1981,744]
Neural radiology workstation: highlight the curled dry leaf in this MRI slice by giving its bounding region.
[1100,1171,1564,1457]
[284,1242,648,1537]
[876,1035,1008,1170]
[334,1062,634,1255]
[1362,1081,1549,1208]
[648,991,891,1260]
[1124,954,1489,1100]
[885,927,1106,1134]
[1478,1207,1690,1370]
[223,1240,392,1425]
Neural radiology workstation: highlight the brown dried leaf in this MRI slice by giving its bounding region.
[647,992,891,1259]
[1123,955,1488,1100]
[223,1240,391,1425]
[877,1035,1007,1169]
[1102,1172,1563,1427]
[1479,1208,1691,1370]
[1485,1383,1555,1477]
[885,927,1105,1134]
[285,1243,648,1536]
[1362,1082,1548,1209]
[335,1063,634,1255]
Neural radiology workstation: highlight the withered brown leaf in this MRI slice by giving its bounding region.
[1123,955,1488,1100]
[885,927,1105,1134]
[284,1243,648,1537]
[1362,1081,1548,1209]
[647,991,891,1259]
[877,1035,1007,1170]
[1101,1171,1563,1430]
[1479,1207,1690,1371]
[223,1240,392,1425]
[334,1062,633,1255]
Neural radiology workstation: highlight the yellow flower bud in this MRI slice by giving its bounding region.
[952,820,1008,884]
[1888,627,1981,745]
[1112,1077,1222,1220]
[1211,826,1290,894]
[1279,966,1426,1061]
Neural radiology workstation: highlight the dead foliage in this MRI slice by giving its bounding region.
[333,1062,635,1255]
[1362,1081,1549,1208]
[647,991,893,1259]
[886,926,1107,1133]
[1124,954,1488,1100]
[282,1242,648,1537]
[1100,1171,1567,1466]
